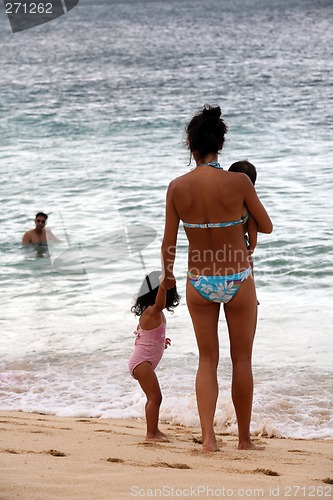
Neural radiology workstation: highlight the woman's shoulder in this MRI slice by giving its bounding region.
[226,170,252,186]
[168,171,194,190]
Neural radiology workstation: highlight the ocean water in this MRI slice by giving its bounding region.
[0,0,332,440]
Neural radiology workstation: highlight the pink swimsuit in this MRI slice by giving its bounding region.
[128,322,166,378]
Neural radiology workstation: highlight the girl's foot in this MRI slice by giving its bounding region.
[145,431,170,442]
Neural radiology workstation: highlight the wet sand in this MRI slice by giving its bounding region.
[0,411,332,499]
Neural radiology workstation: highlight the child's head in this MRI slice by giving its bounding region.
[229,160,257,185]
[131,270,180,317]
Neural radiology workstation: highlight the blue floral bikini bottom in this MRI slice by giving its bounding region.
[187,267,252,303]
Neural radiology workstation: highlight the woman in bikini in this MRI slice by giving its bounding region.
[161,105,272,452]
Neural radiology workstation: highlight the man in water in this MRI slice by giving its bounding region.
[22,212,60,245]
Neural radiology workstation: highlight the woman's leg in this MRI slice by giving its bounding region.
[224,275,258,449]
[186,279,221,451]
[133,361,169,442]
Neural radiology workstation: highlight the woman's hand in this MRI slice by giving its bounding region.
[161,274,176,289]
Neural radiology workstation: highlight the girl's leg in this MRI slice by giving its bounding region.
[224,275,259,450]
[133,361,169,442]
[186,280,221,451]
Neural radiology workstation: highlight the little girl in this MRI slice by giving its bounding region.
[128,270,180,442]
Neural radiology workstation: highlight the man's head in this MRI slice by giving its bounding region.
[35,212,48,230]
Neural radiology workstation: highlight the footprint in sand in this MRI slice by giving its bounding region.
[2,448,20,454]
[153,461,191,469]
[254,468,280,477]
[106,457,124,463]
[288,449,311,456]
[138,442,167,448]
[45,449,67,457]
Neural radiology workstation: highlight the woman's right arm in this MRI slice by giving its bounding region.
[161,180,180,288]
[241,174,273,234]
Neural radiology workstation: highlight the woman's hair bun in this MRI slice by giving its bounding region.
[202,105,221,125]
[185,104,227,159]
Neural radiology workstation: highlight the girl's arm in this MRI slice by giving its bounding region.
[140,282,167,329]
[161,180,180,288]
[149,282,167,315]
[241,175,273,234]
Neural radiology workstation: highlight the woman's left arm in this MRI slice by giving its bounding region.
[161,180,180,288]
[242,175,273,234]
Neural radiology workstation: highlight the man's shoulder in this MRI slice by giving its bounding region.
[22,229,34,244]
[23,229,34,238]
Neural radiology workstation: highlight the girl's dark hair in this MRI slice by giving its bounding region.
[229,160,257,185]
[186,105,228,159]
[131,271,180,317]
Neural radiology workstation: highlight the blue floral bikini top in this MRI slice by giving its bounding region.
[183,162,249,229]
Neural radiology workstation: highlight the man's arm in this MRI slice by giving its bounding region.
[22,231,31,245]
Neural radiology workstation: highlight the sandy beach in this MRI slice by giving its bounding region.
[0,412,332,499]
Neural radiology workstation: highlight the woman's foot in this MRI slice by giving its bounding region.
[203,441,220,452]
[202,434,219,452]
[145,430,170,442]
[238,440,263,450]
